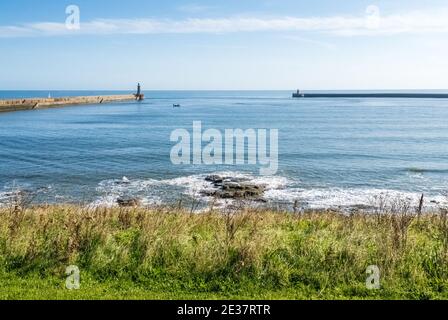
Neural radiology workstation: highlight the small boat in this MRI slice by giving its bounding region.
[173,104,181,108]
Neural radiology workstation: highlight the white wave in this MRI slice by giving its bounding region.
[163,171,292,201]
[161,174,213,198]
[89,194,163,208]
[265,187,448,211]
[0,191,10,207]
[0,187,33,207]
[96,176,159,193]
[92,176,162,208]
[89,195,119,208]
[91,172,292,208]
[91,173,448,212]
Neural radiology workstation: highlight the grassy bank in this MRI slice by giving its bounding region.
[0,205,447,300]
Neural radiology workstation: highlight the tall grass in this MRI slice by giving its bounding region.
[0,203,447,299]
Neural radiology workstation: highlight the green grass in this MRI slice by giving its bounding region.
[0,205,447,300]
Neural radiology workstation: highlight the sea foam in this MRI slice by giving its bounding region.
[91,171,448,211]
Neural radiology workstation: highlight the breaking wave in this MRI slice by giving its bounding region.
[92,172,290,208]
[90,171,448,211]
[265,187,447,211]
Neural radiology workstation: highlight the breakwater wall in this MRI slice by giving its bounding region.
[0,94,141,113]
[292,92,448,98]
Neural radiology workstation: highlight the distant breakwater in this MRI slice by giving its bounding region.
[0,94,142,113]
[292,92,448,98]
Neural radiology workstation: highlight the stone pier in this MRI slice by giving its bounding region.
[0,94,143,113]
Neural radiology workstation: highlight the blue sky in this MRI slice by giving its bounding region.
[1,0,448,90]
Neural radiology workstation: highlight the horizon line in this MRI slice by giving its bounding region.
[2,88,448,92]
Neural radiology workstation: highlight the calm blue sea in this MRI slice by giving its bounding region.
[1,90,448,210]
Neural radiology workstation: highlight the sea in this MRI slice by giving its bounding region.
[1,90,448,211]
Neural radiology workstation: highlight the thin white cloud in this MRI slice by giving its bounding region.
[1,8,448,38]
[177,4,214,14]
[281,35,336,50]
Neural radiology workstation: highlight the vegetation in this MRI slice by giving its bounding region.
[0,202,447,300]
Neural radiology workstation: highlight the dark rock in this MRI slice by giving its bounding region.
[201,190,217,197]
[202,175,266,200]
[205,175,223,184]
[117,197,140,207]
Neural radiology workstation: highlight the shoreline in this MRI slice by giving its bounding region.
[0,94,142,113]
[1,172,446,213]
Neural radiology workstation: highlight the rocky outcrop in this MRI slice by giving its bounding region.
[202,175,266,201]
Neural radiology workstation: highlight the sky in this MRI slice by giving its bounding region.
[1,0,448,90]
